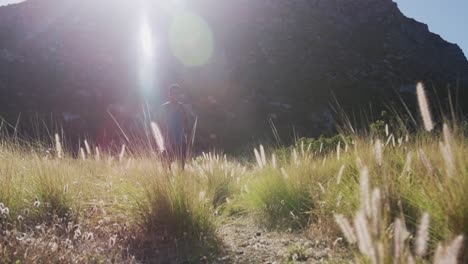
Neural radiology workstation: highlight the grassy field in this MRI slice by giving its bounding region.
[0,87,466,263]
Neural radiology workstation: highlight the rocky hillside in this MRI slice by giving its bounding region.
[0,0,467,150]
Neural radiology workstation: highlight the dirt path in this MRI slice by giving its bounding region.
[214,217,350,263]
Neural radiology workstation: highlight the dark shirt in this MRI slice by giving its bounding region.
[159,101,191,147]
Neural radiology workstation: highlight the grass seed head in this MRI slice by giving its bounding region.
[84,139,91,155]
[371,188,381,236]
[433,235,464,264]
[418,149,434,175]
[360,167,371,217]
[444,235,463,263]
[301,141,304,156]
[80,147,86,160]
[336,141,341,161]
[260,144,267,166]
[55,133,63,159]
[393,218,407,260]
[443,123,452,145]
[439,141,454,178]
[401,151,412,175]
[337,165,345,185]
[415,212,430,257]
[334,214,357,244]
[293,149,299,166]
[336,192,343,207]
[254,148,263,168]
[95,146,100,160]
[271,153,277,169]
[354,211,375,262]
[416,82,434,132]
[119,144,126,162]
[375,139,382,166]
[150,121,166,152]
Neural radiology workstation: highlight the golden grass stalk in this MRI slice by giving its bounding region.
[119,144,126,162]
[439,141,454,178]
[55,133,62,159]
[150,121,165,152]
[416,82,434,131]
[415,212,430,257]
[271,153,277,169]
[95,146,100,161]
[254,148,263,168]
[360,167,371,217]
[80,147,86,160]
[336,165,345,185]
[418,148,434,175]
[393,218,406,261]
[293,149,299,166]
[355,211,376,263]
[371,188,381,236]
[434,235,464,264]
[334,214,357,244]
[441,123,455,177]
[401,151,412,176]
[84,139,91,155]
[337,141,341,161]
[375,139,382,166]
[260,144,267,166]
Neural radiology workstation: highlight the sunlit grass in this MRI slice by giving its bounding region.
[0,117,467,262]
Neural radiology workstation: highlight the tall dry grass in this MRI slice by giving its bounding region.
[0,83,466,263]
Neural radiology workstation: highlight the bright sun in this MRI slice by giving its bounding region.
[140,18,155,59]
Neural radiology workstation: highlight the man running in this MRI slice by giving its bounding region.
[157,84,196,169]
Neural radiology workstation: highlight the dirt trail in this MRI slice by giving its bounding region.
[214,217,350,263]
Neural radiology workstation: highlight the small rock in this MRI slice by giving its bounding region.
[256,232,262,237]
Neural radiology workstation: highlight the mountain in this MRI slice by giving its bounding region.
[0,0,467,151]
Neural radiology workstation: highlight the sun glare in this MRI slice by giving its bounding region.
[138,15,156,98]
[140,18,155,59]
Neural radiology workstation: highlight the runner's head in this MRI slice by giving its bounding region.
[169,84,182,102]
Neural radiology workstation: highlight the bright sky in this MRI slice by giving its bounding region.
[0,0,24,5]
[393,0,467,57]
[0,0,467,56]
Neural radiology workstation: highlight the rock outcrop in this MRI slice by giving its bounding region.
[0,0,467,150]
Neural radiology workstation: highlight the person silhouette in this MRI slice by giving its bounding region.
[157,84,196,169]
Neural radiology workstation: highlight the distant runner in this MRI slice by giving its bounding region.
[157,84,196,169]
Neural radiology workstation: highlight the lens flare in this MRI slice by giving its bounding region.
[169,11,214,67]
